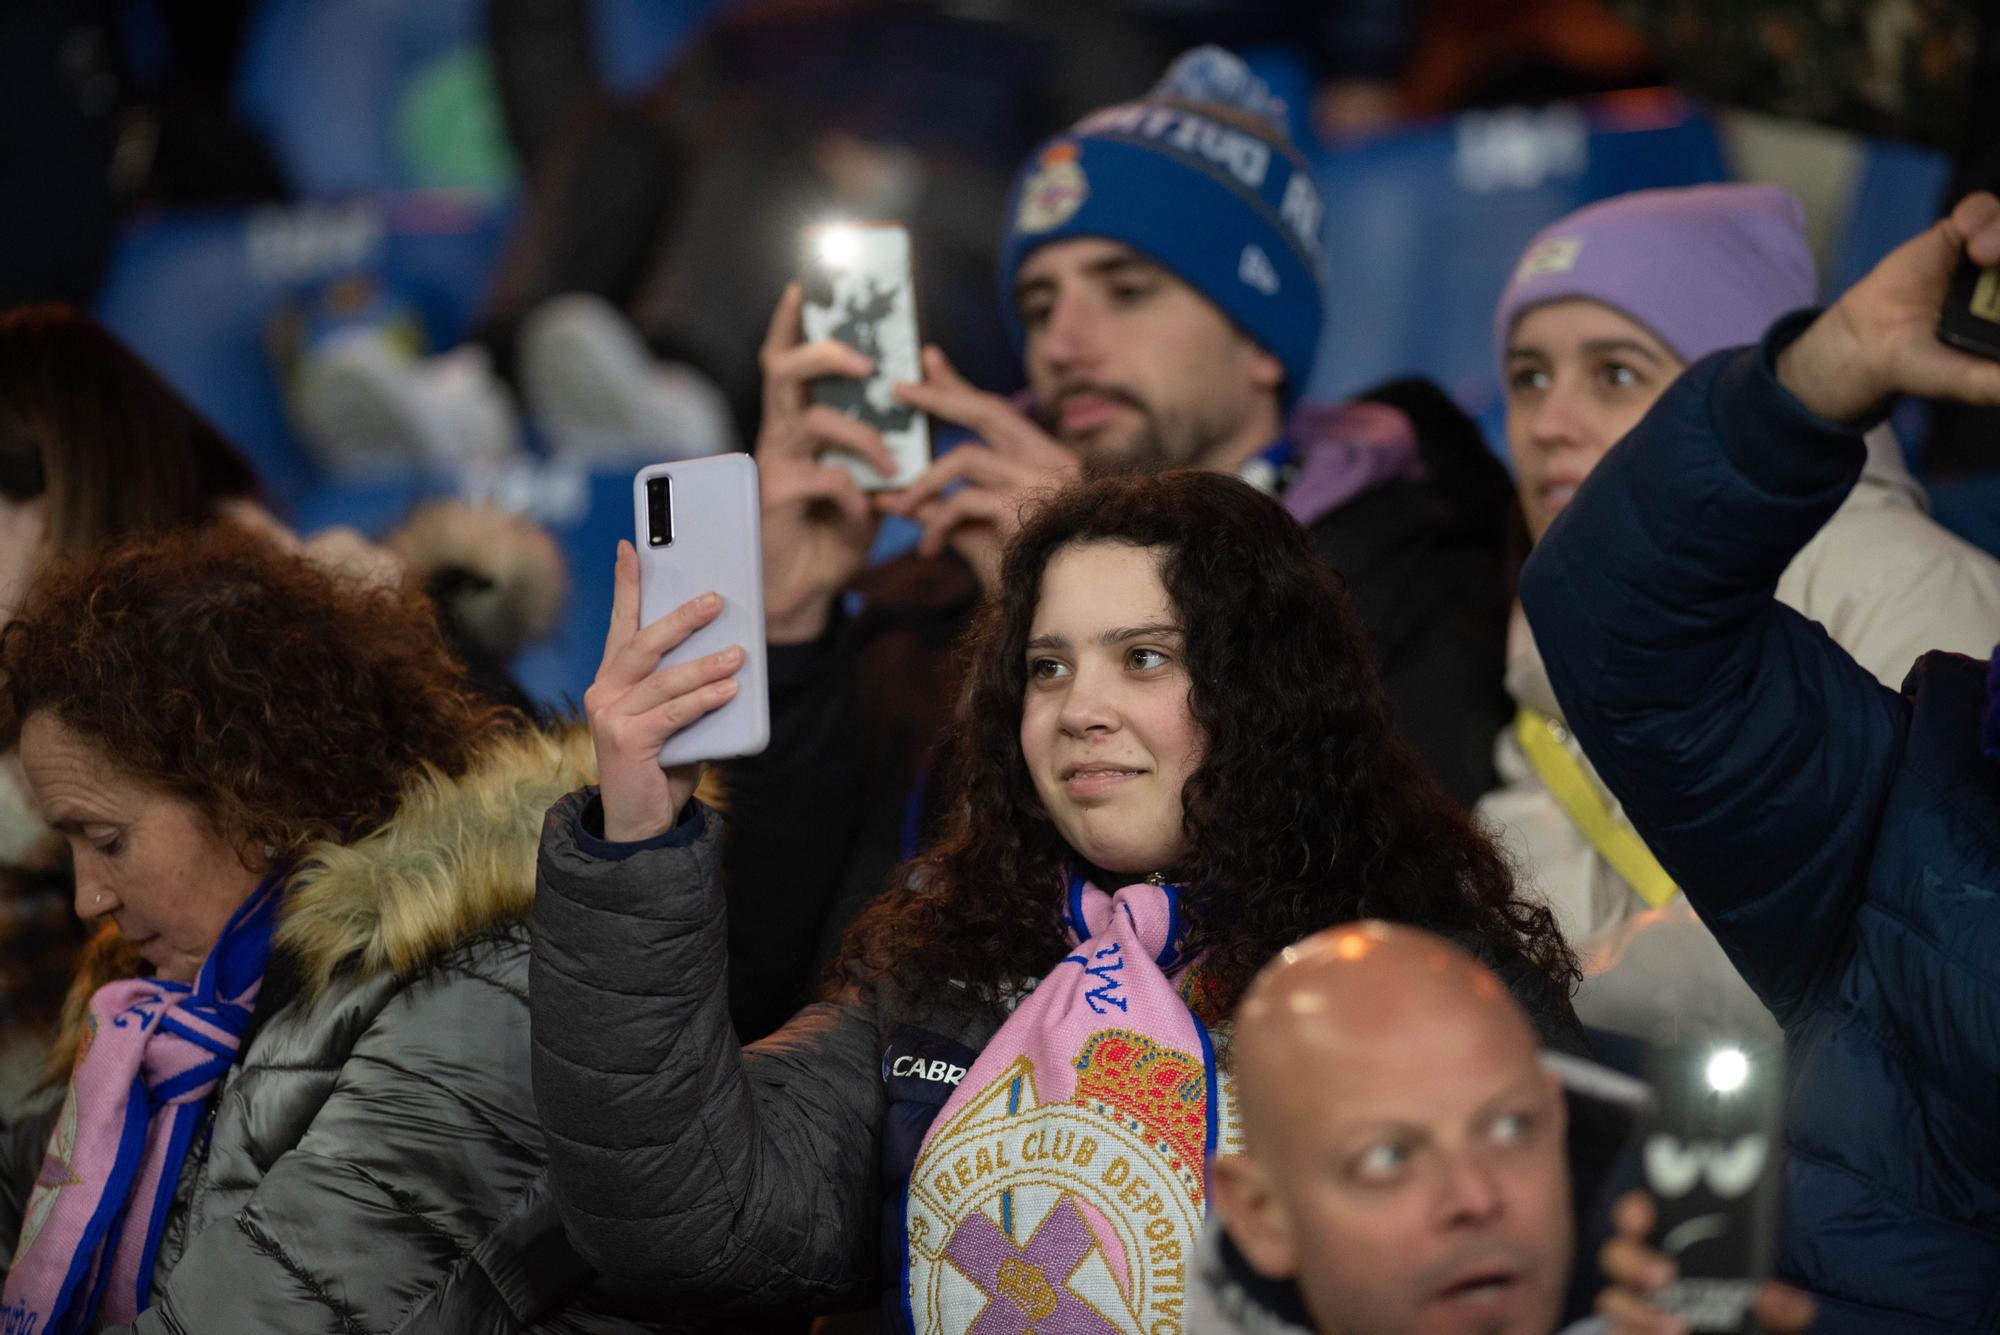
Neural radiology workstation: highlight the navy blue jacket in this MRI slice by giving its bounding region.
[1521,314,2000,1333]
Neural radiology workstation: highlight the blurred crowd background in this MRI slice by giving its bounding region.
[5,0,1994,712]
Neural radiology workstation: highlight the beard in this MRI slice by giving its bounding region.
[1044,384,1234,479]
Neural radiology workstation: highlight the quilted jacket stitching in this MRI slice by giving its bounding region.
[234,1211,373,1334]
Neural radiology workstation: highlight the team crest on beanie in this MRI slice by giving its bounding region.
[1491,184,1819,370]
[1017,143,1090,235]
[1514,237,1583,282]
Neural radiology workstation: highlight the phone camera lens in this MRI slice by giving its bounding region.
[647,476,672,547]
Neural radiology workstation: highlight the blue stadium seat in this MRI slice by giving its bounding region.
[287,476,442,541]
[1302,93,1729,445]
[1237,43,1319,167]
[293,462,626,712]
[1930,475,2000,565]
[1827,138,1953,301]
[592,0,737,97]
[505,466,624,711]
[93,199,515,512]
[236,0,735,199]
[235,0,514,198]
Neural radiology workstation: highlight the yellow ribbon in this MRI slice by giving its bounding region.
[1512,708,1679,909]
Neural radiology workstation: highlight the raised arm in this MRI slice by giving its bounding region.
[1521,194,2000,1023]
[532,795,887,1308]
[528,539,889,1307]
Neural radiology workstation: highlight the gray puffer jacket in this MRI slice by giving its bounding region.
[531,789,999,1324]
[0,729,657,1333]
[530,790,1594,1328]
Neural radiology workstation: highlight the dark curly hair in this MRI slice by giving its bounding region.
[841,471,1576,1027]
[0,524,516,866]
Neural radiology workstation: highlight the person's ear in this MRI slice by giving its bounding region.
[1209,1153,1297,1280]
[1245,344,1285,396]
[232,830,281,874]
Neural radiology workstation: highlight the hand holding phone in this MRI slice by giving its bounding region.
[1776,191,2000,423]
[753,284,897,645]
[877,345,1082,594]
[1937,254,2000,362]
[1627,1037,1786,1333]
[1596,1192,1817,1335]
[584,541,737,843]
[583,457,771,843]
[632,455,769,770]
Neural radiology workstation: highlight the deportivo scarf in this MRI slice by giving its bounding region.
[902,878,1234,1335]
[3,878,280,1334]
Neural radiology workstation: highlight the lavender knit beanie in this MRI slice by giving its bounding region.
[1493,184,1818,368]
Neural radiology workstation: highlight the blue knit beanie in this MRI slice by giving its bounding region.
[997,48,1327,404]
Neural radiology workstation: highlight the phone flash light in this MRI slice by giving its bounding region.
[815,225,864,271]
[1706,1047,1750,1094]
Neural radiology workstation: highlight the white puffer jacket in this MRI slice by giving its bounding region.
[1478,426,2000,1037]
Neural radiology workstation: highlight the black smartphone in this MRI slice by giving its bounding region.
[1937,256,2000,361]
[799,221,930,490]
[1638,1036,1785,1333]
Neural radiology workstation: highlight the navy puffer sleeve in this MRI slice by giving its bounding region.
[1520,315,1909,1025]
[530,791,890,1313]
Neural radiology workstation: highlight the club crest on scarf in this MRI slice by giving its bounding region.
[904,881,1237,1335]
[14,1027,89,1264]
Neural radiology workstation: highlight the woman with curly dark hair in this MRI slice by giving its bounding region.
[843,472,1575,1029]
[0,525,659,1334]
[532,469,1581,1332]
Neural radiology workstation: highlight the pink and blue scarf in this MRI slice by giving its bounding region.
[902,878,1232,1335]
[2,878,279,1334]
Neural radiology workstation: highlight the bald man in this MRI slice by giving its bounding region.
[1199,924,1818,1335]
[1206,923,1575,1334]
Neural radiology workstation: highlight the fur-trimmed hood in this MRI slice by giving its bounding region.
[42,726,597,1084]
[384,502,568,661]
[277,724,595,994]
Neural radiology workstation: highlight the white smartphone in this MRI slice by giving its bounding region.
[632,454,769,766]
[799,221,930,490]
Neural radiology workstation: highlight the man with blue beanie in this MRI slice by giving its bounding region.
[988,48,1327,440]
[727,48,1519,1042]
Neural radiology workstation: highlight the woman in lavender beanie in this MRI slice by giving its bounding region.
[1476,182,2000,1041]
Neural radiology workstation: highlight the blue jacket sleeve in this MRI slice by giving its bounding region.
[1520,314,1911,1026]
